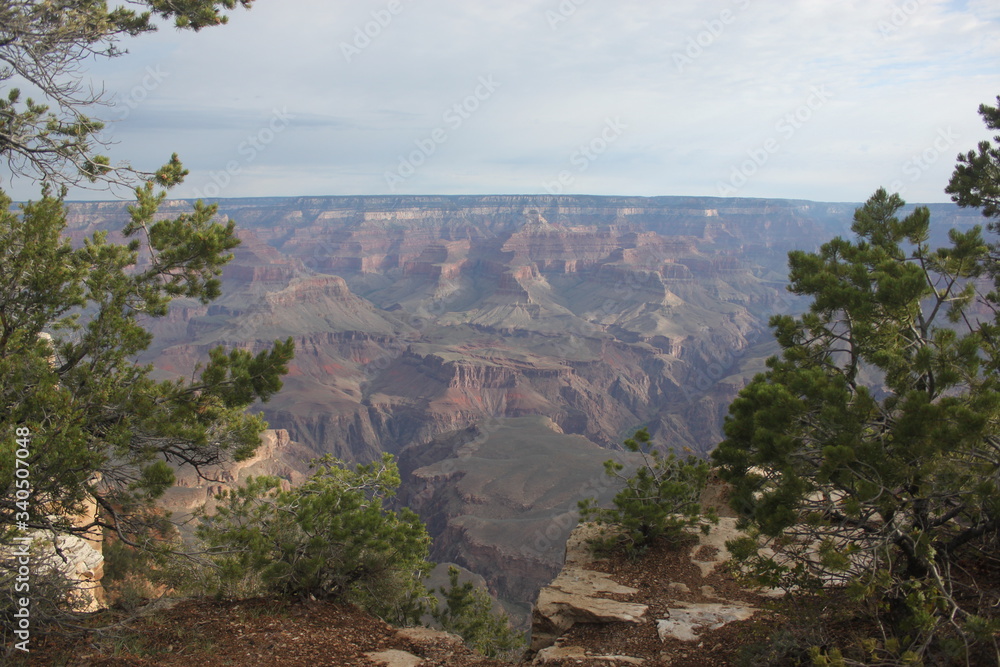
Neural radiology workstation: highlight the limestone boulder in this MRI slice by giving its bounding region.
[656,603,758,642]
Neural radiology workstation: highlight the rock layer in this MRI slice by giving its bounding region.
[62,194,984,616]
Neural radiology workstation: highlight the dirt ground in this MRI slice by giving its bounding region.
[11,537,785,667]
[16,597,507,667]
[17,532,994,666]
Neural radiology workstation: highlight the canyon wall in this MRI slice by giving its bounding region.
[64,194,983,616]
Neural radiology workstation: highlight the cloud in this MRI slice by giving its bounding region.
[3,0,998,204]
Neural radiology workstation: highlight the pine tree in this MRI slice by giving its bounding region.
[1,0,254,187]
[0,157,293,550]
[947,95,1000,221]
[712,187,1000,658]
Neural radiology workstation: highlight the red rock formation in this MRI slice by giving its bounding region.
[61,194,986,617]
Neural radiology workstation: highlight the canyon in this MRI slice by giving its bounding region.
[65,194,983,620]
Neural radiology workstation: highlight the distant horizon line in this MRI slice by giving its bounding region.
[55,192,961,207]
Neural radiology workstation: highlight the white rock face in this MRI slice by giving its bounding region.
[3,530,106,612]
[530,523,648,652]
[656,603,758,642]
[49,533,104,581]
[688,516,741,577]
[364,649,424,667]
[536,581,649,624]
[534,645,646,664]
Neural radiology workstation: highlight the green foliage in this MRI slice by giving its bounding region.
[0,166,293,558]
[145,0,255,30]
[712,185,1000,660]
[101,533,181,610]
[716,93,1000,656]
[579,428,718,558]
[430,566,525,661]
[0,0,253,185]
[0,0,278,642]
[947,94,1000,222]
[196,454,432,625]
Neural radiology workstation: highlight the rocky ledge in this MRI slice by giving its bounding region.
[529,505,767,665]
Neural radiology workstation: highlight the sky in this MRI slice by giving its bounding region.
[7,0,1000,203]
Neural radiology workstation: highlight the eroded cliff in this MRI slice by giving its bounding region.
[64,194,983,616]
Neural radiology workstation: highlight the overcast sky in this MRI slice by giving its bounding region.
[10,0,1000,203]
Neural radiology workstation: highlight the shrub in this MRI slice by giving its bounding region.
[195,453,432,624]
[578,428,718,558]
[431,566,525,661]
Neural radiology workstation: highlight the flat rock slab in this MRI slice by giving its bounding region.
[536,586,648,625]
[534,645,645,664]
[532,575,648,652]
[689,516,741,577]
[365,649,424,666]
[657,603,758,642]
[394,626,464,645]
[549,567,641,597]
